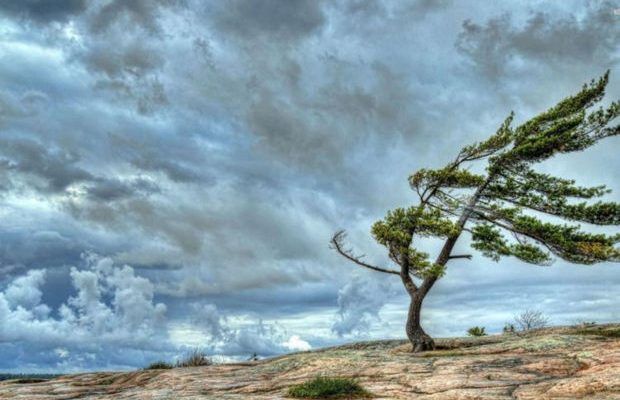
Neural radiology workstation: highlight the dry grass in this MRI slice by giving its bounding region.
[176,349,212,368]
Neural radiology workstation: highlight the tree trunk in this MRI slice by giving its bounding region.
[406,291,435,352]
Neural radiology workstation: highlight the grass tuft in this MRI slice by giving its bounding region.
[287,376,372,399]
[144,361,174,370]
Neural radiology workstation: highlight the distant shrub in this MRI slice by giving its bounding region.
[573,320,596,327]
[176,349,212,367]
[573,327,620,338]
[503,323,516,334]
[467,326,487,337]
[514,309,549,331]
[144,361,173,370]
[287,376,372,398]
[0,374,61,382]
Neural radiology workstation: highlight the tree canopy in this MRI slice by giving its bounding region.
[332,72,619,351]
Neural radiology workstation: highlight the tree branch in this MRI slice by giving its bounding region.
[448,254,472,260]
[330,231,400,276]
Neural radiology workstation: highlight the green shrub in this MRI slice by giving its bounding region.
[503,323,516,333]
[144,361,173,370]
[467,326,487,337]
[287,376,372,398]
[573,327,620,338]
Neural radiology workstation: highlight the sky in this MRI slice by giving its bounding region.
[0,0,619,372]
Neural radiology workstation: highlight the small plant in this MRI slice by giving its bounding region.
[176,349,212,367]
[503,323,516,334]
[467,326,487,337]
[287,376,372,398]
[514,309,549,331]
[573,320,597,327]
[144,361,173,370]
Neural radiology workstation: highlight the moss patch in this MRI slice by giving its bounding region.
[287,377,372,399]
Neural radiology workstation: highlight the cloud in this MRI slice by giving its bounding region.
[211,0,326,41]
[3,270,46,309]
[0,0,87,24]
[0,0,619,372]
[332,276,395,337]
[177,302,314,357]
[219,319,307,357]
[456,3,620,80]
[0,137,93,194]
[0,255,170,371]
[283,335,312,352]
[88,0,182,34]
[0,90,49,125]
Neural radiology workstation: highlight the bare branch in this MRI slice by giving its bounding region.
[514,309,549,331]
[448,254,472,260]
[330,231,400,275]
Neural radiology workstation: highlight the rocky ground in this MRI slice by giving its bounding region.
[1,324,619,399]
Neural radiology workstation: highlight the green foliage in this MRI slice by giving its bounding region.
[144,361,174,370]
[503,323,516,334]
[471,223,552,265]
[287,377,372,399]
[371,207,456,277]
[460,112,515,161]
[409,167,486,191]
[467,326,487,337]
[509,214,620,264]
[372,207,457,250]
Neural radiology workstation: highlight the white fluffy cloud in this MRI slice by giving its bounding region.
[0,256,170,370]
[0,256,316,370]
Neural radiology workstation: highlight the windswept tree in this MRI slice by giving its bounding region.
[331,72,620,352]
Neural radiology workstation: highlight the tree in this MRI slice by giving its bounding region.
[514,309,548,331]
[331,72,620,352]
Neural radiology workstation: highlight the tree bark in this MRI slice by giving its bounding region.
[406,291,435,352]
[404,180,494,352]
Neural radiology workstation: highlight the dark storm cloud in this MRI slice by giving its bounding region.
[0,230,82,277]
[0,0,87,24]
[86,177,160,201]
[88,0,183,34]
[211,0,326,40]
[130,156,207,184]
[456,2,620,79]
[0,137,160,201]
[81,39,164,79]
[0,138,93,193]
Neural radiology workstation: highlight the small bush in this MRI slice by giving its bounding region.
[287,376,372,398]
[467,326,487,337]
[176,349,212,367]
[503,323,516,334]
[144,361,173,370]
